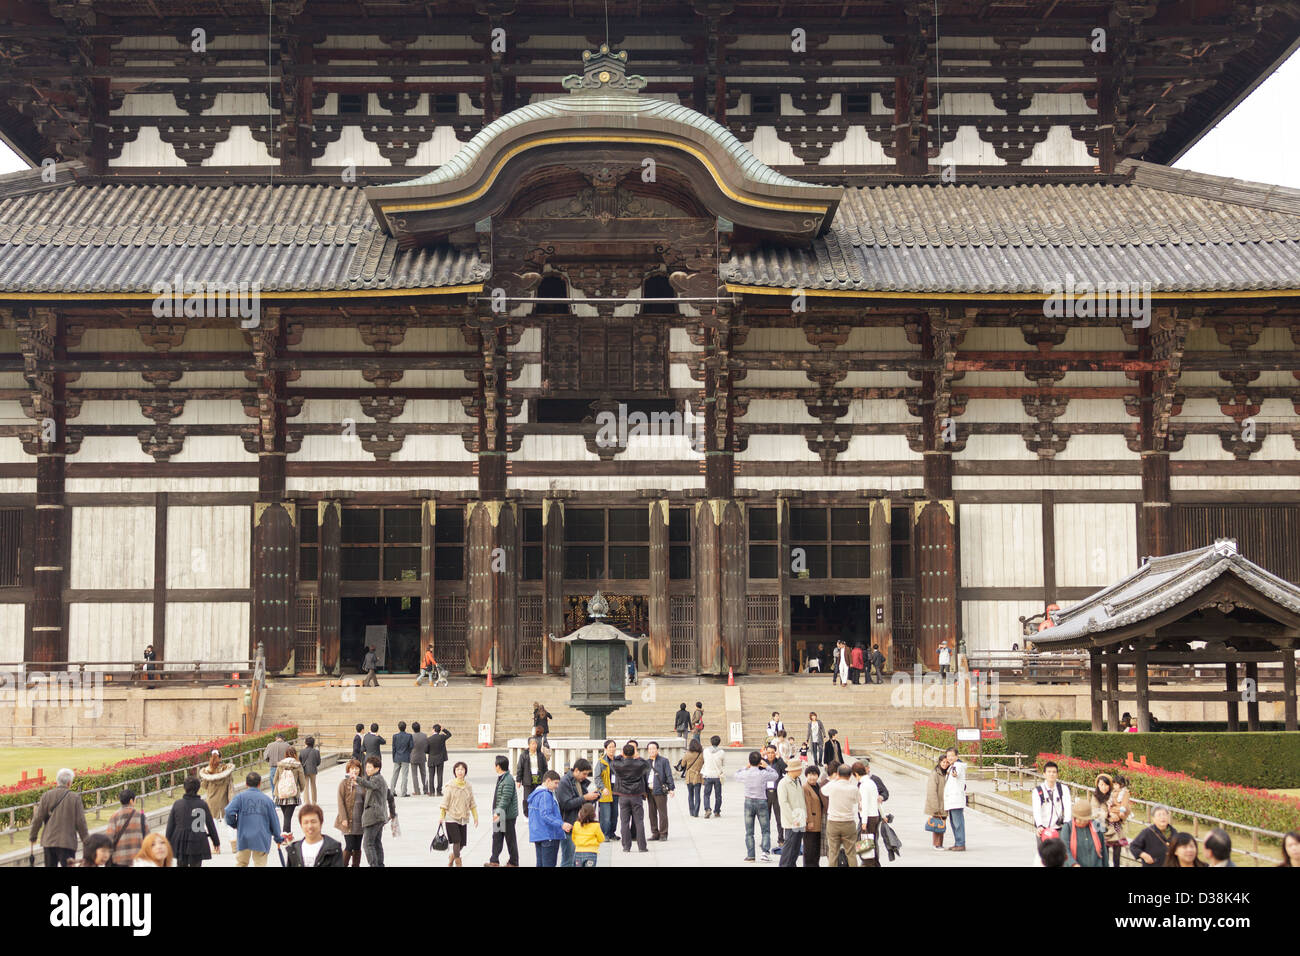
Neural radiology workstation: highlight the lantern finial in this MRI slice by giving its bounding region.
[588,590,609,620]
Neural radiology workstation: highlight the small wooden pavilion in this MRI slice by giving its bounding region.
[1035,540,1299,732]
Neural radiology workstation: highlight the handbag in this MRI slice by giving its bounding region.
[429,823,449,852]
[924,815,947,834]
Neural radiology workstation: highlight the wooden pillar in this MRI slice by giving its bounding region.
[318,500,341,675]
[152,492,167,663]
[1225,661,1239,732]
[417,499,435,672]
[1283,648,1298,732]
[869,496,893,670]
[542,499,565,671]
[647,498,670,675]
[1245,661,1261,732]
[1106,651,1120,732]
[776,496,790,675]
[695,499,745,674]
[915,499,957,670]
[466,500,518,676]
[1134,645,1150,732]
[1090,651,1104,731]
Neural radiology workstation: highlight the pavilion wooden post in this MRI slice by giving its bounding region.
[318,500,342,675]
[1089,651,1104,731]
[1244,661,1260,731]
[647,498,670,675]
[869,496,894,671]
[1282,649,1297,732]
[1134,644,1150,732]
[1106,651,1120,731]
[1224,661,1240,732]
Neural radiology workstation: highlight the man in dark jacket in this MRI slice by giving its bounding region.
[361,645,379,687]
[556,758,599,867]
[28,768,90,867]
[284,804,345,867]
[355,756,397,867]
[299,736,322,805]
[645,742,675,841]
[362,723,385,765]
[763,744,787,848]
[869,644,886,684]
[410,722,430,796]
[487,755,521,866]
[673,703,692,746]
[351,723,365,763]
[165,776,221,867]
[611,743,651,852]
[391,721,413,797]
[427,724,452,795]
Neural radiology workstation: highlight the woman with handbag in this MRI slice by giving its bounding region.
[438,760,478,867]
[923,754,950,849]
[515,736,548,818]
[681,739,705,817]
[199,749,234,845]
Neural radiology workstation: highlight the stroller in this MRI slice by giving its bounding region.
[433,664,449,688]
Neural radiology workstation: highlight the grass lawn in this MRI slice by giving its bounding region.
[0,747,149,787]
[1269,788,1300,798]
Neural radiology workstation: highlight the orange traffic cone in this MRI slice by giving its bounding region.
[843,739,851,757]
[486,668,493,688]
[727,666,735,686]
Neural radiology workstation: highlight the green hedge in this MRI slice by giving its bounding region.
[0,725,297,828]
[1037,754,1300,834]
[1004,719,1290,765]
[1061,730,1300,789]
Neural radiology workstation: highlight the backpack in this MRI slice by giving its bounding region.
[1035,782,1065,825]
[275,767,299,800]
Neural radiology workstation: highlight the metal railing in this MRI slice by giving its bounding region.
[880,730,1030,772]
[0,660,255,685]
[966,649,1297,683]
[880,730,1289,866]
[0,738,277,846]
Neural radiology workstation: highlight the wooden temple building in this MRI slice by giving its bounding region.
[2,1,1300,677]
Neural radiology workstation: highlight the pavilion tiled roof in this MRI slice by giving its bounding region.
[1033,540,1300,647]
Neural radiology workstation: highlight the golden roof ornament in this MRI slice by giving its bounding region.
[587,590,610,619]
[562,45,648,94]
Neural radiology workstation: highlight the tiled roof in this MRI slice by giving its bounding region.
[0,170,485,294]
[1034,540,1300,647]
[727,162,1300,293]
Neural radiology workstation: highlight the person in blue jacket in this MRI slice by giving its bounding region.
[527,770,567,868]
[224,772,288,867]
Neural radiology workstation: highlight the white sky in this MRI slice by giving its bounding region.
[0,49,1296,187]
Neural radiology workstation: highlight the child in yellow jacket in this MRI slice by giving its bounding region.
[572,803,604,866]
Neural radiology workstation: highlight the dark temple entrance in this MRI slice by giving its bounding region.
[791,596,870,672]
[341,597,421,673]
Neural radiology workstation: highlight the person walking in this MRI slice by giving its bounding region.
[776,759,807,867]
[298,736,321,806]
[823,729,844,767]
[849,644,865,684]
[132,833,173,867]
[531,701,553,738]
[763,744,787,849]
[829,641,842,685]
[390,721,413,797]
[361,645,379,687]
[141,643,157,686]
[681,739,705,818]
[557,758,599,866]
[690,701,704,745]
[438,760,478,867]
[801,765,826,868]
[837,641,850,688]
[612,742,651,852]
[104,788,149,868]
[1032,760,1067,845]
[427,724,452,795]
[224,772,287,867]
[415,643,437,686]
[334,759,364,867]
[674,703,692,749]
[572,803,604,866]
[351,723,365,764]
[28,768,89,867]
[165,776,220,868]
[1062,798,1109,867]
[645,742,675,841]
[284,804,345,867]
[362,723,385,766]
[869,644,885,683]
[593,739,619,839]
[355,755,397,868]
[527,770,566,867]
[1129,805,1178,867]
[938,641,951,681]
[924,753,950,849]
[486,754,520,867]
[766,711,785,744]
[822,763,860,867]
[805,712,826,766]
[852,761,883,864]
[515,735,548,817]
[410,722,430,796]
[701,734,726,818]
[199,750,235,845]
[274,746,307,834]
[943,747,967,852]
[263,732,289,793]
[736,750,778,863]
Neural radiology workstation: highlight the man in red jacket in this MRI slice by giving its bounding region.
[849,645,865,685]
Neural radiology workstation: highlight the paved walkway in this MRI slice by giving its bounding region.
[202,750,1036,867]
